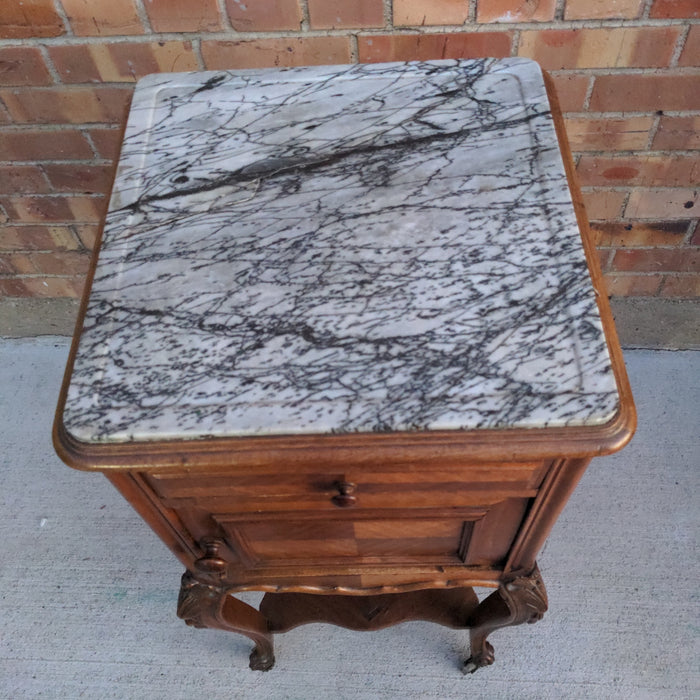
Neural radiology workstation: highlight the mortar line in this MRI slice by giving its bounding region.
[349,34,359,63]
[646,113,663,150]
[563,109,700,117]
[383,0,393,29]
[555,0,567,22]
[670,24,691,67]
[2,192,107,198]
[79,130,103,160]
[191,38,205,70]
[573,149,699,157]
[581,73,596,111]
[133,0,153,34]
[299,0,311,32]
[511,29,521,58]
[37,45,63,84]
[621,190,633,219]
[215,0,235,32]
[51,0,73,37]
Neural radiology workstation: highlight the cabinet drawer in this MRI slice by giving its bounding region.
[144,461,547,513]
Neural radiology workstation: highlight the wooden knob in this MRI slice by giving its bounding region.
[331,480,357,508]
[194,537,227,575]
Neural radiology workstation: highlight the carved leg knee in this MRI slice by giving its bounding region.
[177,571,275,671]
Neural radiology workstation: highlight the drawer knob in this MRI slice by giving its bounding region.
[331,480,357,508]
[194,537,227,576]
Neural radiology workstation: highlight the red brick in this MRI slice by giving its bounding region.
[582,189,627,220]
[88,129,123,160]
[678,24,700,67]
[611,248,699,272]
[0,255,16,274]
[393,0,470,26]
[564,0,643,19]
[0,166,50,194]
[0,225,81,251]
[518,27,681,70]
[0,86,132,124]
[6,276,86,298]
[649,0,700,18]
[660,275,700,297]
[0,226,49,251]
[577,155,700,188]
[591,221,689,247]
[15,251,92,275]
[119,41,197,79]
[47,45,100,83]
[652,116,700,150]
[564,117,654,151]
[548,72,590,112]
[144,0,223,32]
[308,0,383,29]
[43,164,114,195]
[225,0,302,31]
[1,253,41,275]
[477,0,556,22]
[0,47,52,86]
[1,195,105,224]
[50,42,200,84]
[603,274,663,296]
[589,74,700,112]
[625,188,700,220]
[358,32,512,63]
[201,37,352,70]
[0,0,65,38]
[61,0,144,36]
[0,129,94,160]
[0,278,29,296]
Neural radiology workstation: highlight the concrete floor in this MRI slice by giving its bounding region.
[0,338,698,699]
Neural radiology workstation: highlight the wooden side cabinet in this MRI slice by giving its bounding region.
[118,454,600,672]
[54,59,635,673]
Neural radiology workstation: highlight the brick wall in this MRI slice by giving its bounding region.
[1,0,698,300]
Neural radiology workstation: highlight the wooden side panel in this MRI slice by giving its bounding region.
[105,471,199,569]
[464,498,532,568]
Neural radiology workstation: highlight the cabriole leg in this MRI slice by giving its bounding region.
[464,564,548,674]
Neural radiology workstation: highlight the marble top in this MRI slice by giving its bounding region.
[63,58,620,443]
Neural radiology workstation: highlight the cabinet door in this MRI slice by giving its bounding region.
[212,497,530,571]
[216,513,472,568]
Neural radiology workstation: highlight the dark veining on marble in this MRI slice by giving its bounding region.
[64,59,619,441]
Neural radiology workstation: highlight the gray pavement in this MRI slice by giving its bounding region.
[1,338,698,699]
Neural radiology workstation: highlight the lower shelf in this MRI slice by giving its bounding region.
[260,587,480,632]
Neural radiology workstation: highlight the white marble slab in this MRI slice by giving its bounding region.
[63,58,620,443]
